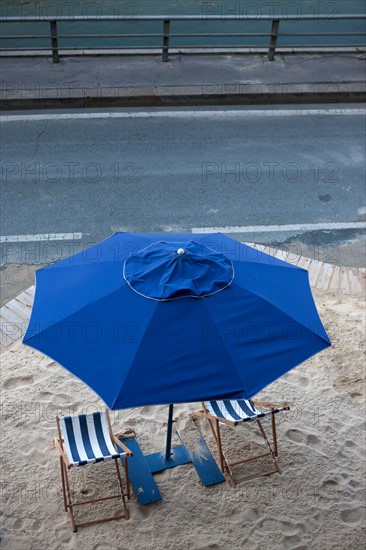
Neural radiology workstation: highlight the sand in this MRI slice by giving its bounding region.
[1,290,365,550]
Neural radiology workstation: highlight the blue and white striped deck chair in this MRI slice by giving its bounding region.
[55,410,132,532]
[193,399,290,486]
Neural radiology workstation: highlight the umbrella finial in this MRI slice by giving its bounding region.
[177,248,185,255]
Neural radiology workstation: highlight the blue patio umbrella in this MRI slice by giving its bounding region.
[23,232,330,462]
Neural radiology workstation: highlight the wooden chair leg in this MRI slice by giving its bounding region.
[62,463,77,532]
[256,419,281,475]
[271,413,279,457]
[114,458,129,519]
[124,457,131,500]
[205,417,236,486]
[114,459,125,501]
[214,419,225,474]
[59,456,68,512]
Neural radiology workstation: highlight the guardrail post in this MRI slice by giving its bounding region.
[50,20,60,63]
[162,19,170,62]
[268,18,279,61]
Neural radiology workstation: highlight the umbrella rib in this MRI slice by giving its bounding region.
[202,301,247,397]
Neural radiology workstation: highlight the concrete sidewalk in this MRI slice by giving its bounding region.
[1,52,365,109]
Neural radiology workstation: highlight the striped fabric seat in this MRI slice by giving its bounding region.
[204,399,284,424]
[60,411,125,466]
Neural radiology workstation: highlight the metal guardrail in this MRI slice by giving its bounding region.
[0,14,365,63]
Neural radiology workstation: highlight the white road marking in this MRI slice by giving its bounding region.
[191,222,366,234]
[1,109,365,123]
[0,233,83,243]
[2,224,364,243]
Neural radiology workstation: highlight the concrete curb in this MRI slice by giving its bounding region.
[2,46,365,58]
[1,81,365,110]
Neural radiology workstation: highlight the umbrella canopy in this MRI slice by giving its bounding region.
[23,232,330,410]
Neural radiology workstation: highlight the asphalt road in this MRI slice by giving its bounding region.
[1,106,365,277]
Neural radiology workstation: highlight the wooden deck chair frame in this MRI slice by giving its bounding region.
[194,400,290,487]
[54,409,132,532]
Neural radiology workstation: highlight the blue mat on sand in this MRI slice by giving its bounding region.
[119,438,162,505]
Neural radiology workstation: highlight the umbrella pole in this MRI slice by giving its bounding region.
[165,404,174,461]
